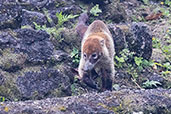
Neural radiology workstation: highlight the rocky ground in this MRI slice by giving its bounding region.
[0,0,170,113]
[0,89,171,114]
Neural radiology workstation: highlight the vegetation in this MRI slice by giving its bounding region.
[127,0,171,89]
[70,48,80,66]
[0,96,5,102]
[33,22,63,38]
[114,48,163,89]
[90,4,102,16]
[33,11,78,38]
[143,80,162,89]
[43,10,53,24]
[56,12,78,27]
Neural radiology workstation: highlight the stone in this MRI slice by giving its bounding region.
[149,73,165,84]
[15,28,54,63]
[129,22,152,59]
[0,73,4,85]
[21,9,48,27]
[16,68,71,99]
[0,2,22,29]
[0,32,17,49]
[151,48,166,62]
[0,50,27,72]
[0,89,170,114]
[103,1,128,23]
[110,22,152,60]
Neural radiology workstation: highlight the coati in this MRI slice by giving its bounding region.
[78,20,115,91]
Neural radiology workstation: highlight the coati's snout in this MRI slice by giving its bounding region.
[83,52,100,71]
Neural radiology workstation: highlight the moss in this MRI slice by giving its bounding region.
[97,103,124,113]
[19,66,42,76]
[121,94,143,112]
[21,25,32,29]
[31,91,39,100]
[0,49,27,71]
[51,88,66,97]
[0,84,21,101]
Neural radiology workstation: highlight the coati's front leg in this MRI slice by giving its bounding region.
[82,69,98,90]
[101,65,114,91]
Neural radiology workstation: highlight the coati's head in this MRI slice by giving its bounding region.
[82,38,105,71]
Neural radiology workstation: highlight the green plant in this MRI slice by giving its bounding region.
[159,45,170,62]
[115,56,125,68]
[160,8,170,17]
[21,25,32,29]
[71,48,80,65]
[90,4,102,16]
[56,12,78,27]
[164,0,171,7]
[44,10,53,23]
[154,62,171,77]
[114,49,159,89]
[142,0,149,5]
[115,49,134,68]
[142,80,161,89]
[154,62,171,70]
[0,96,5,102]
[33,22,63,38]
[162,70,171,76]
[152,37,171,62]
[134,57,143,66]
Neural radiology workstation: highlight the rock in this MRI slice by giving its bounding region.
[0,49,27,72]
[110,22,152,60]
[16,68,71,99]
[102,1,128,23]
[0,69,21,101]
[0,73,4,85]
[109,24,127,55]
[48,5,81,26]
[0,32,17,49]
[15,28,54,63]
[18,0,49,10]
[53,50,71,62]
[0,2,22,29]
[52,28,81,53]
[149,73,165,84]
[129,22,152,59]
[79,0,111,5]
[151,48,166,62]
[21,9,48,27]
[0,27,77,100]
[0,89,170,114]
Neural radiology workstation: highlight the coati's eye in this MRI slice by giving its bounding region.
[83,53,87,58]
[92,53,97,59]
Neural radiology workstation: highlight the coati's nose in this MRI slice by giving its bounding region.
[84,61,94,71]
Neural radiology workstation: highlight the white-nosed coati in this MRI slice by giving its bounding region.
[78,20,115,91]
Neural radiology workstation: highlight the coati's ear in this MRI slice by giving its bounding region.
[100,39,105,46]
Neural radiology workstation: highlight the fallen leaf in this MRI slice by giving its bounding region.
[145,12,162,21]
[4,107,9,112]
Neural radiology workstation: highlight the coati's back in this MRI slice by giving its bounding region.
[83,20,112,41]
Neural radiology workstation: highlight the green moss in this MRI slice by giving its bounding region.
[0,49,27,70]
[97,103,124,113]
[0,84,21,101]
[21,25,32,29]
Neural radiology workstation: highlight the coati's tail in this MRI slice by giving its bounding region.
[76,13,88,38]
